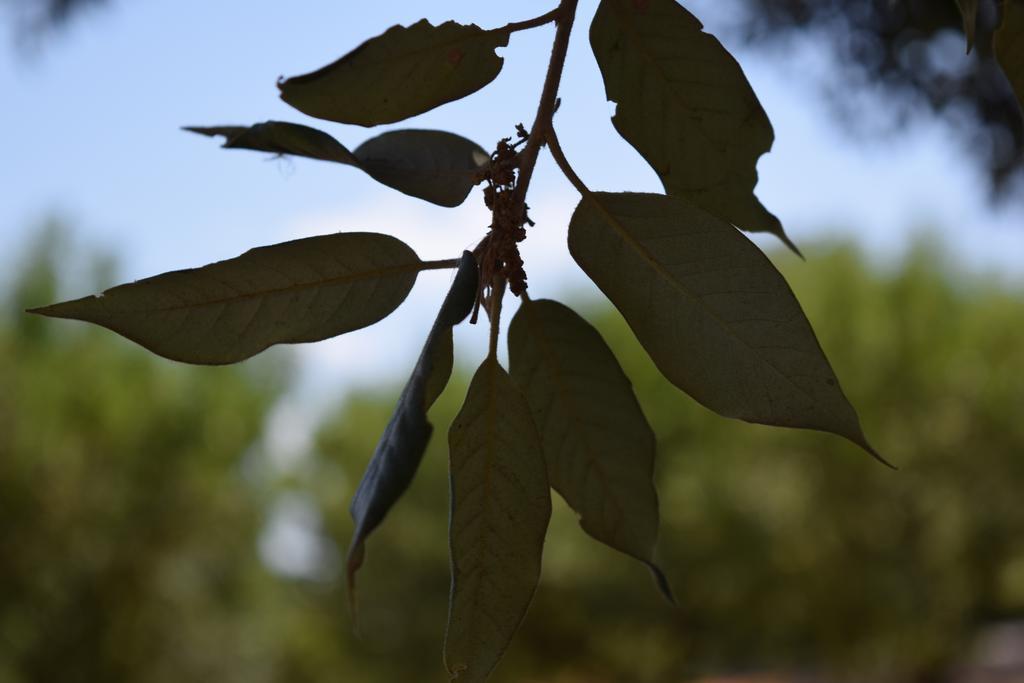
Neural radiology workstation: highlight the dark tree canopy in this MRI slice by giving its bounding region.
[734,0,1024,195]
[2,0,105,32]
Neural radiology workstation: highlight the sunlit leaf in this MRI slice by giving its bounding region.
[955,0,979,52]
[278,20,508,126]
[568,192,886,463]
[508,298,672,600]
[590,0,799,254]
[346,252,478,606]
[445,357,550,683]
[996,0,1024,114]
[29,233,422,365]
[184,121,358,164]
[187,123,487,207]
[354,129,489,208]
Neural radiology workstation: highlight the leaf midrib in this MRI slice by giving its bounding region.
[520,305,629,543]
[52,260,423,316]
[581,194,837,426]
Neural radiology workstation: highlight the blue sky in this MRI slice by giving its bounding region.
[4,0,1023,412]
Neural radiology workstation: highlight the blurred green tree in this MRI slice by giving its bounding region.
[0,226,289,683]
[309,238,1024,681]
[7,225,1024,682]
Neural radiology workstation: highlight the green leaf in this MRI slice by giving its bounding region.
[508,298,672,601]
[955,0,979,52]
[29,233,422,365]
[186,123,487,207]
[184,121,358,164]
[590,0,799,254]
[996,0,1024,114]
[568,192,886,464]
[446,357,550,683]
[354,129,489,208]
[278,20,508,126]
[346,252,478,605]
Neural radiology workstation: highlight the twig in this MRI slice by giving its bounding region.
[511,0,580,210]
[545,125,592,198]
[475,0,580,329]
[487,277,506,360]
[419,258,463,271]
[494,6,562,35]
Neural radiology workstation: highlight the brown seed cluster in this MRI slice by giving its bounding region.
[473,127,533,319]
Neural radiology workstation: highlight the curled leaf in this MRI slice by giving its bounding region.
[346,252,478,607]
[184,121,358,164]
[590,0,799,254]
[568,192,887,465]
[187,123,487,207]
[278,20,508,126]
[445,358,550,682]
[29,233,422,365]
[509,298,672,601]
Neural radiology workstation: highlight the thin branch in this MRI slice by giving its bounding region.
[487,277,506,360]
[475,0,579,332]
[545,125,592,198]
[494,6,562,35]
[419,258,462,271]
[511,0,580,210]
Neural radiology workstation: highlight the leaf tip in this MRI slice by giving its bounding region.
[856,436,896,470]
[345,543,365,627]
[779,231,804,260]
[869,447,898,471]
[646,561,676,606]
[25,301,76,319]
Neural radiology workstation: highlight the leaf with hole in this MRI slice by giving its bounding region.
[29,232,423,365]
[568,191,885,464]
[590,0,798,254]
[187,123,487,207]
[508,297,672,600]
[996,0,1024,114]
[346,252,478,606]
[445,357,550,683]
[278,19,508,126]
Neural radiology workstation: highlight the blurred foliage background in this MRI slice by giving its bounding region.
[4,222,1023,682]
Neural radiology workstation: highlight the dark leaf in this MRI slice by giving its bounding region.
[184,121,358,164]
[445,357,550,682]
[568,192,887,464]
[508,298,672,601]
[354,129,489,208]
[29,233,422,365]
[187,123,486,207]
[590,0,799,254]
[278,20,508,126]
[346,252,478,604]
[996,0,1024,114]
